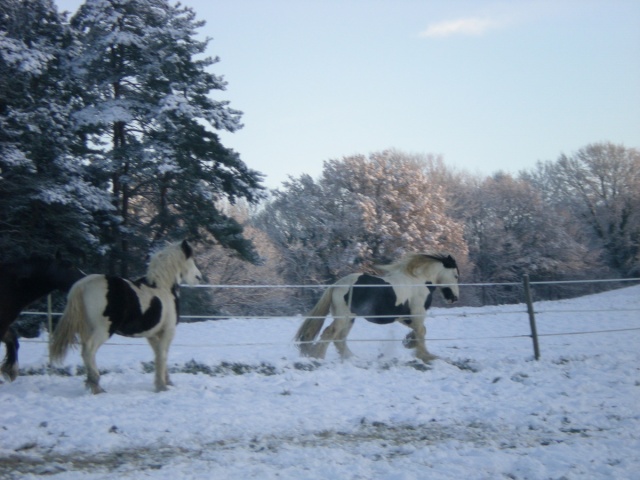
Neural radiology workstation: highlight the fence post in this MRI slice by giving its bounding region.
[522,274,540,360]
[47,294,53,363]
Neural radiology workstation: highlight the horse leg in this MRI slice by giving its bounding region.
[403,318,437,363]
[81,331,109,394]
[333,318,356,360]
[315,317,354,360]
[147,329,174,392]
[313,318,341,359]
[1,328,19,382]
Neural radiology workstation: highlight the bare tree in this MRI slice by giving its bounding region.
[456,172,598,303]
[528,142,640,275]
[187,201,291,318]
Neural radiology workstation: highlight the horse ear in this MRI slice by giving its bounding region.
[181,240,193,258]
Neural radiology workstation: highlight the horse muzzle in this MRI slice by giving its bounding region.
[442,287,458,304]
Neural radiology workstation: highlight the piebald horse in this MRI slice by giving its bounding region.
[50,240,202,393]
[295,253,459,363]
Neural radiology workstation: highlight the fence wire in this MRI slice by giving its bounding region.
[18,325,640,352]
[15,277,640,352]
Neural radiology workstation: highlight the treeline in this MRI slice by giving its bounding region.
[204,146,640,314]
[2,1,639,319]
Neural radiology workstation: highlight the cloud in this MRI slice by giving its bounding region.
[419,17,503,38]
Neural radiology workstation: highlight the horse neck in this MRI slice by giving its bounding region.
[17,275,59,306]
[382,270,417,286]
[408,263,443,285]
[145,268,180,291]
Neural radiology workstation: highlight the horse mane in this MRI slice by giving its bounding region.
[145,241,190,289]
[375,252,458,277]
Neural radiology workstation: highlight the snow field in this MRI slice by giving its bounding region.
[0,285,638,479]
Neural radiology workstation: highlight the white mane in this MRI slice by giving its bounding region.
[374,252,455,279]
[145,242,189,289]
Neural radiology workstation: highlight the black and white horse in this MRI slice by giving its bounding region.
[0,255,84,381]
[50,240,202,393]
[294,253,459,363]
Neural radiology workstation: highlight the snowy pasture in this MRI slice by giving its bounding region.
[1,285,639,479]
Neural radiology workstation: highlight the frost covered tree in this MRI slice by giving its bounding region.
[252,175,347,307]
[322,151,467,262]
[69,0,264,275]
[527,143,640,276]
[0,0,109,258]
[255,150,468,305]
[187,200,290,317]
[457,172,598,303]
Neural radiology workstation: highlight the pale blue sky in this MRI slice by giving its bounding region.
[56,0,640,188]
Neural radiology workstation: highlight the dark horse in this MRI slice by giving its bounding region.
[0,255,84,381]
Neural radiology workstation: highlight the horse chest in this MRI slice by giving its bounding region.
[103,277,169,337]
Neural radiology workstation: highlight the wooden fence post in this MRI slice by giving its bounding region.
[47,294,53,363]
[522,274,540,360]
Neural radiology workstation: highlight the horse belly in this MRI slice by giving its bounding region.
[361,297,411,324]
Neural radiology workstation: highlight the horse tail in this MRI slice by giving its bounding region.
[294,287,334,356]
[50,282,88,363]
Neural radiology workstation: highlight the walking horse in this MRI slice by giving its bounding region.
[0,255,84,381]
[50,240,202,393]
[294,253,459,363]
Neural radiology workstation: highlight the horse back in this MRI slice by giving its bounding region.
[0,262,48,315]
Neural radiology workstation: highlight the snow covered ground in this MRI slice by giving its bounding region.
[1,285,639,479]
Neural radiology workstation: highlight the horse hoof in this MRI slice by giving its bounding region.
[87,382,106,394]
[298,343,318,358]
[403,332,417,349]
[1,365,18,382]
[417,353,438,363]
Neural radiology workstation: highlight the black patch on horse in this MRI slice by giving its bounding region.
[345,274,410,324]
[103,277,163,337]
[172,284,181,324]
[425,282,436,310]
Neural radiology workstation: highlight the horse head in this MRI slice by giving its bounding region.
[433,254,459,304]
[179,240,203,286]
[376,252,460,304]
